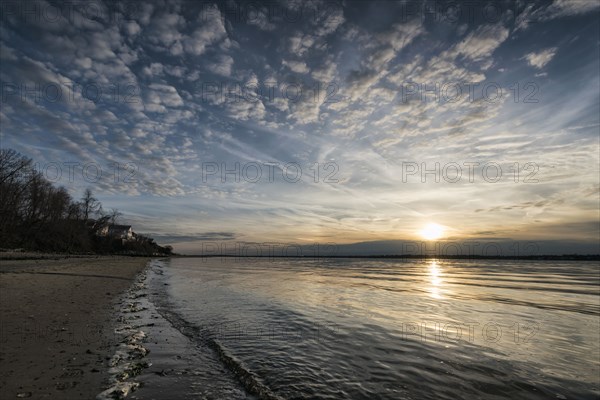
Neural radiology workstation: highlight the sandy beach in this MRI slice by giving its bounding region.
[0,256,150,399]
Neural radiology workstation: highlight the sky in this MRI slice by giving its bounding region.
[0,0,599,255]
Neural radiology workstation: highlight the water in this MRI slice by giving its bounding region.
[128,258,599,399]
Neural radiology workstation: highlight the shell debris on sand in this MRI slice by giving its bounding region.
[96,270,152,399]
[96,382,141,400]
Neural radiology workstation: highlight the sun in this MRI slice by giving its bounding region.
[420,223,445,240]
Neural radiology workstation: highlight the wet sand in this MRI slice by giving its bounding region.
[0,256,150,399]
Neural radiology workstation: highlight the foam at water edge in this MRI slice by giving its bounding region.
[95,262,158,400]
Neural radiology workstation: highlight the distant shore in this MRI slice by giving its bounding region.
[4,250,597,262]
[0,256,150,399]
[174,254,600,261]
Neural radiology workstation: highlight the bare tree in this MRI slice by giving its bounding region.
[81,188,101,221]
[0,149,34,244]
[109,208,122,225]
[0,148,32,185]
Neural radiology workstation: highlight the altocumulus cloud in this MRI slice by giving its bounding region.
[0,0,598,253]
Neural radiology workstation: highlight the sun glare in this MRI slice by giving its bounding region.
[420,223,445,240]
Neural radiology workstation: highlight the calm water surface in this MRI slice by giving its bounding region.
[135,258,599,399]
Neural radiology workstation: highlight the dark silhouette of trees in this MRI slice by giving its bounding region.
[0,148,173,256]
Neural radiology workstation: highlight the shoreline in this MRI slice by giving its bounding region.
[0,250,163,261]
[105,260,258,400]
[0,256,150,399]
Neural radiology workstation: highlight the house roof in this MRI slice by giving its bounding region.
[109,224,131,230]
[108,224,132,234]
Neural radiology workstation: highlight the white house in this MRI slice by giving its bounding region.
[107,225,133,240]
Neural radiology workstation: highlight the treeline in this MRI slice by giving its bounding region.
[0,148,172,256]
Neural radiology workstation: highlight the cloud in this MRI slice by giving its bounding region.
[376,20,423,52]
[145,84,184,112]
[124,21,141,36]
[142,62,164,76]
[0,41,18,61]
[282,59,310,74]
[183,5,228,56]
[447,24,509,68]
[288,33,315,56]
[546,0,600,18]
[136,3,155,26]
[149,232,237,243]
[146,11,184,51]
[223,99,266,121]
[314,6,345,36]
[523,47,558,69]
[165,65,187,78]
[342,20,424,102]
[516,0,600,31]
[206,54,234,76]
[247,7,276,31]
[311,57,337,82]
[73,56,92,69]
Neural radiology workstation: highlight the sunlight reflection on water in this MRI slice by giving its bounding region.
[151,257,600,400]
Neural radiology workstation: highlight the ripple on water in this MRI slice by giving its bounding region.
[138,258,600,400]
